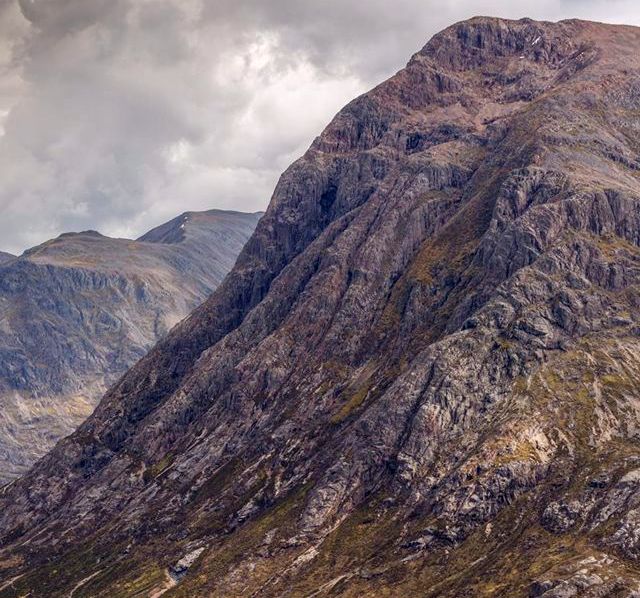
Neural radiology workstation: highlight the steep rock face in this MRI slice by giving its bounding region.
[0,210,260,483]
[2,17,640,597]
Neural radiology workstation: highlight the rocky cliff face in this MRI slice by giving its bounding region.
[0,210,260,484]
[2,16,640,597]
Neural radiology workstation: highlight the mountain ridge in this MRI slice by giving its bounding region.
[0,208,261,484]
[2,16,640,596]
[138,209,262,245]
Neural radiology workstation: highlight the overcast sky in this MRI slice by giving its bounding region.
[1,0,639,253]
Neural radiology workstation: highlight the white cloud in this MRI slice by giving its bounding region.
[0,0,639,253]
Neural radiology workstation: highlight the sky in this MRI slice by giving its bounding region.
[1,1,640,253]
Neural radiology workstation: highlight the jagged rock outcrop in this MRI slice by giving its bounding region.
[2,16,640,597]
[0,210,260,483]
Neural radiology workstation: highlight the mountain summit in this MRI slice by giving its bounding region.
[3,17,640,596]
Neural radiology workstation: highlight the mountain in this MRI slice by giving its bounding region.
[4,16,640,596]
[0,209,261,484]
[0,252,14,264]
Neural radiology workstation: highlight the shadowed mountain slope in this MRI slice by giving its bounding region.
[3,16,640,597]
[0,210,261,483]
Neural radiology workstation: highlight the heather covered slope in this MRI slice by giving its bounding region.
[0,209,260,483]
[3,16,640,597]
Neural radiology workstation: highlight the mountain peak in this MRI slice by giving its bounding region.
[137,208,262,245]
[416,16,640,73]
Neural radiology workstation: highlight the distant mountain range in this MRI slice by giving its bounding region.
[0,209,261,483]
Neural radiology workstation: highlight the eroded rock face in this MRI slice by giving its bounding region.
[3,16,640,597]
[0,210,260,483]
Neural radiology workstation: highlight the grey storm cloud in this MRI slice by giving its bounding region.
[1,0,639,253]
